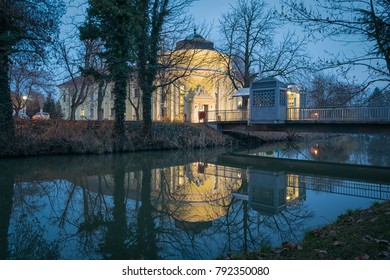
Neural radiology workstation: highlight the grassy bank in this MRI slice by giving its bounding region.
[0,120,233,158]
[231,201,390,260]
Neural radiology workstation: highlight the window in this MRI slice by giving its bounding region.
[80,108,85,117]
[134,88,140,98]
[63,94,66,103]
[110,108,115,116]
[90,107,94,118]
[253,89,275,107]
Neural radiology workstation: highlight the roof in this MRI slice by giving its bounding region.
[175,29,214,50]
[233,87,250,97]
[57,76,85,88]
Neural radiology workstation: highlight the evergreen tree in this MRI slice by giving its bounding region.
[84,0,133,150]
[43,94,63,119]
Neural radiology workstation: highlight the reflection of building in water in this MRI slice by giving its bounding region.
[72,163,242,233]
[247,169,306,215]
[153,163,242,230]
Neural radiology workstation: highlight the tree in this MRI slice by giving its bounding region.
[9,55,54,118]
[131,0,194,135]
[79,23,110,121]
[367,87,390,106]
[219,0,310,109]
[305,73,363,107]
[85,0,133,150]
[0,0,64,140]
[43,93,63,119]
[56,38,100,120]
[281,0,390,90]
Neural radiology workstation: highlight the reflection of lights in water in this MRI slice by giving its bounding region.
[310,144,319,156]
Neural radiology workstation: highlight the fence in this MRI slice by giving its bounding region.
[199,109,248,122]
[287,106,390,122]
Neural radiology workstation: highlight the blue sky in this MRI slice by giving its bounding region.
[60,0,382,90]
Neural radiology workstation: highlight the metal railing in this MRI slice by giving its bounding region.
[288,174,390,200]
[287,106,390,122]
[200,109,248,122]
[202,107,390,123]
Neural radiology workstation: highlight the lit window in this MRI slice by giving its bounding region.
[81,108,85,117]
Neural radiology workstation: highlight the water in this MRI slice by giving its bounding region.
[0,134,389,260]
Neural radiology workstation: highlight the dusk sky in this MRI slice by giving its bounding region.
[62,0,375,88]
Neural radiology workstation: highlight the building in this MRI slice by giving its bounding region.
[58,30,239,122]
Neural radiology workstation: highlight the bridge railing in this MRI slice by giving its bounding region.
[204,109,248,122]
[287,106,390,122]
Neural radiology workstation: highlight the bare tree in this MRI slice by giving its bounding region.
[281,0,390,91]
[219,0,310,109]
[305,73,364,107]
[9,56,54,118]
[56,37,101,120]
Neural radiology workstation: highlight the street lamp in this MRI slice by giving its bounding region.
[22,95,28,114]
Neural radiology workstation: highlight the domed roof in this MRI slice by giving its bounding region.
[175,29,214,50]
[185,30,206,41]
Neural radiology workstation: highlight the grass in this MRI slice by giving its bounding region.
[230,201,390,260]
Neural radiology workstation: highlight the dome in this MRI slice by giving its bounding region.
[175,29,214,50]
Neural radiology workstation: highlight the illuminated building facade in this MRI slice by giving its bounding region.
[58,31,239,122]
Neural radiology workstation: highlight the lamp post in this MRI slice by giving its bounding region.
[22,95,27,114]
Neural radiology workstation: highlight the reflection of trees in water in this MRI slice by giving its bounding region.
[0,167,15,259]
[274,135,359,164]
[3,180,66,259]
[261,202,313,244]
[367,135,390,167]
[8,218,60,259]
[4,155,315,259]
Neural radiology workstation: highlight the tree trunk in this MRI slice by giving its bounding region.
[0,54,14,143]
[70,105,77,120]
[97,80,105,121]
[141,82,152,135]
[112,70,127,151]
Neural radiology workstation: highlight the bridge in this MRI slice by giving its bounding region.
[203,106,390,134]
[218,153,390,206]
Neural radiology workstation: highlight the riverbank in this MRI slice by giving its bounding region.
[230,200,390,260]
[0,120,235,158]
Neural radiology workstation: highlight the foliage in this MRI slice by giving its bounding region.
[85,0,134,149]
[131,0,194,135]
[43,94,63,119]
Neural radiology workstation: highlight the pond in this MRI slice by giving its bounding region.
[0,134,389,259]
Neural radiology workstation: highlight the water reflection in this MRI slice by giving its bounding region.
[239,134,390,167]
[0,145,389,260]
